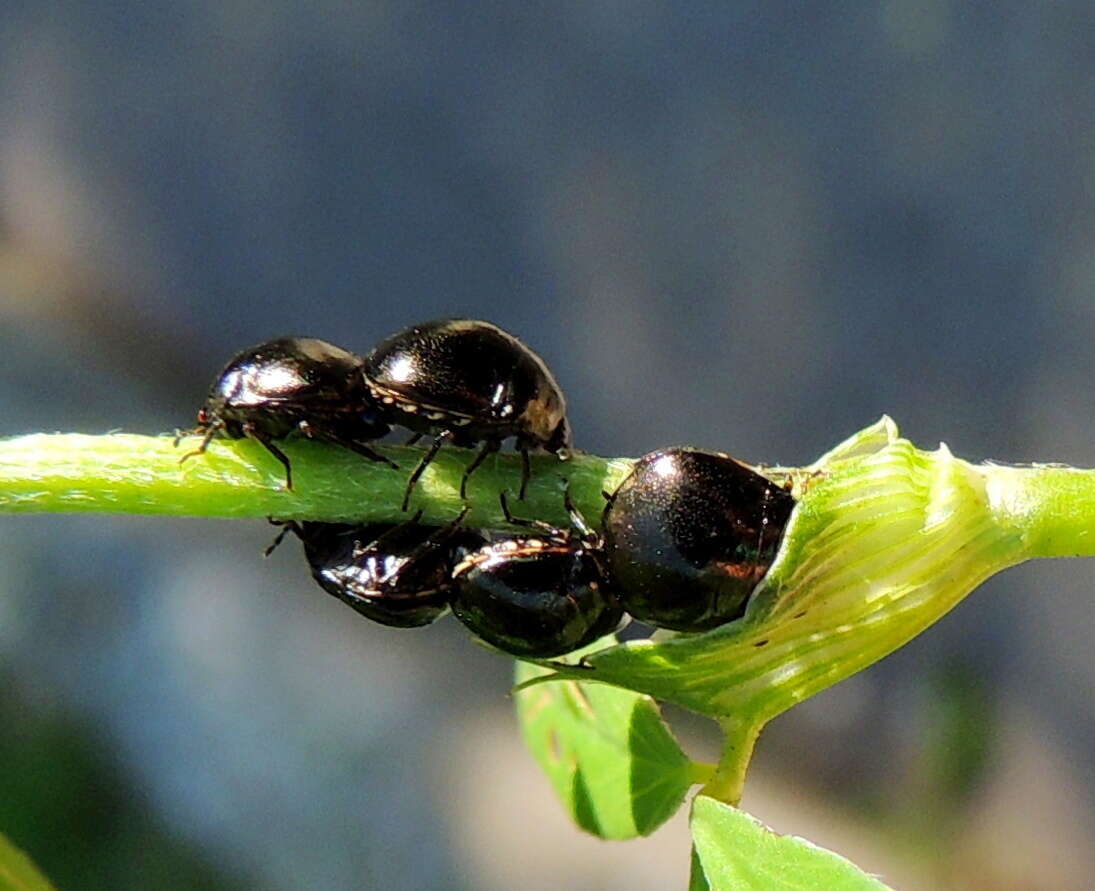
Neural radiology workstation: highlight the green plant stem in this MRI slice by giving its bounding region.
[688,761,718,786]
[10,433,1095,554]
[699,716,763,806]
[0,433,634,530]
[982,462,1095,558]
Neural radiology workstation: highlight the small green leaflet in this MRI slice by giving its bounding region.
[689,796,893,891]
[514,643,701,840]
[0,833,55,891]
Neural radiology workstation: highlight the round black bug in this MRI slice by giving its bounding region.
[600,448,795,632]
[267,508,485,628]
[450,492,625,658]
[362,319,572,510]
[179,337,397,489]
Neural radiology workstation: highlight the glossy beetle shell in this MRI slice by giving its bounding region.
[451,539,623,658]
[363,319,571,452]
[187,337,393,488]
[601,448,795,632]
[295,521,486,628]
[203,337,383,438]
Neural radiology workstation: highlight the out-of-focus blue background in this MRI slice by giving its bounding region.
[2,3,1094,888]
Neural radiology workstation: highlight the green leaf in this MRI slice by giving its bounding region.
[689,796,892,891]
[515,641,704,839]
[0,833,55,891]
[689,847,712,891]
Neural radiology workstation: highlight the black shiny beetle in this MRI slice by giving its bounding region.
[600,448,795,632]
[450,492,625,658]
[362,319,572,510]
[179,337,397,489]
[267,509,485,628]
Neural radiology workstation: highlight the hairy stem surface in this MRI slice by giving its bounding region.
[0,433,633,530]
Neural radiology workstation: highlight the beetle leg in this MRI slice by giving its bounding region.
[405,432,423,446]
[461,439,500,500]
[518,443,532,500]
[421,504,471,545]
[340,439,400,470]
[176,423,220,464]
[264,519,303,557]
[403,430,453,511]
[498,491,564,539]
[247,426,294,490]
[389,506,472,586]
[354,510,425,558]
[297,419,399,470]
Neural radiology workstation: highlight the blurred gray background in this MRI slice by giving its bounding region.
[1,2,1094,889]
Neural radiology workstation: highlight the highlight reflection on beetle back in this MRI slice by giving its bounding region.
[295,520,485,629]
[363,318,572,506]
[183,336,396,489]
[212,338,364,408]
[365,319,564,438]
[601,448,795,632]
[451,539,623,658]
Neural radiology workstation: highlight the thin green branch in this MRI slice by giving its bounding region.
[982,461,1095,558]
[0,433,634,530]
[700,715,763,806]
